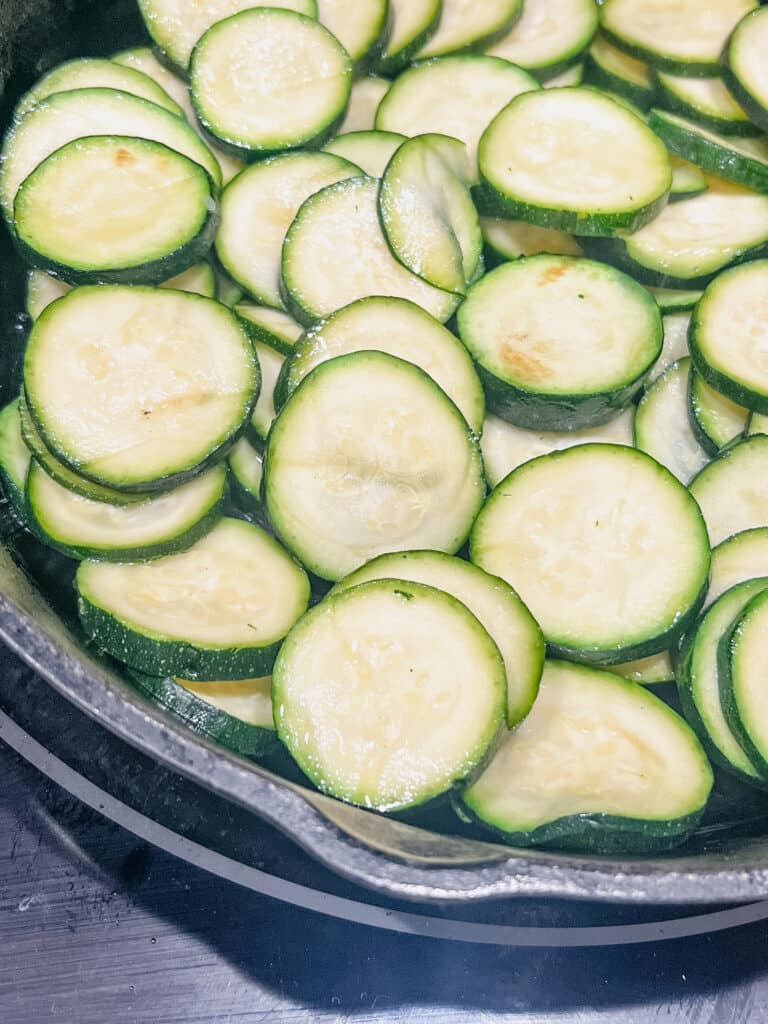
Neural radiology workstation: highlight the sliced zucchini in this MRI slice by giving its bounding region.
[599,0,757,76]
[213,265,244,307]
[273,578,506,811]
[379,135,481,294]
[478,88,671,235]
[13,136,217,286]
[23,287,257,492]
[375,56,538,180]
[690,260,768,414]
[689,435,768,546]
[374,0,442,75]
[163,263,216,299]
[487,0,599,81]
[228,437,264,510]
[586,34,654,109]
[277,296,484,431]
[249,341,285,449]
[323,130,404,177]
[747,412,768,437]
[655,72,757,137]
[470,444,710,663]
[26,460,226,562]
[190,9,351,160]
[215,151,362,310]
[612,651,674,686]
[338,76,391,135]
[647,288,702,314]
[688,369,748,456]
[708,528,768,607]
[634,358,709,485]
[669,157,709,201]
[461,660,712,852]
[130,672,276,758]
[0,87,221,224]
[720,588,768,777]
[281,177,460,325]
[544,63,585,87]
[480,218,582,265]
[647,313,690,385]
[317,0,389,70]
[332,550,543,727]
[77,517,310,680]
[0,400,30,521]
[265,351,484,580]
[457,255,662,430]
[415,0,524,59]
[136,0,318,69]
[649,109,768,192]
[480,409,634,487]
[14,57,184,120]
[234,305,302,356]
[677,578,768,782]
[723,7,768,135]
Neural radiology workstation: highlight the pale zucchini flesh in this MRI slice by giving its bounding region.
[0,400,30,518]
[721,589,768,776]
[655,72,756,137]
[480,218,583,264]
[323,131,405,178]
[338,77,391,135]
[543,63,585,88]
[688,369,748,456]
[724,7,768,134]
[612,651,674,686]
[488,0,599,79]
[249,340,285,447]
[415,0,524,59]
[669,157,708,201]
[646,313,690,384]
[689,436,768,547]
[228,437,264,506]
[634,358,709,484]
[708,528,768,608]
[235,305,303,356]
[586,34,654,108]
[316,0,389,68]
[375,0,442,74]
[647,288,702,314]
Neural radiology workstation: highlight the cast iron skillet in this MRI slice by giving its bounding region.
[3,0,768,906]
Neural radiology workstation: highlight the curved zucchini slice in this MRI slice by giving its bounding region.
[77,517,310,680]
[720,589,768,778]
[478,88,671,236]
[470,444,710,664]
[586,34,654,109]
[14,57,184,120]
[215,151,362,310]
[130,671,276,758]
[599,0,757,76]
[690,260,768,415]
[634,358,709,484]
[647,288,702,314]
[277,296,484,432]
[332,549,544,727]
[480,409,634,487]
[669,157,708,201]
[248,341,285,449]
[0,87,221,224]
[747,412,768,438]
[612,651,674,686]
[415,0,523,59]
[461,661,712,853]
[323,130,405,178]
[379,135,481,294]
[136,0,318,69]
[26,460,226,562]
[190,9,351,160]
[457,255,662,430]
[708,528,768,608]
[374,0,442,75]
[13,136,217,287]
[228,437,264,512]
[375,56,538,180]
[677,578,768,782]
[480,218,582,265]
[723,7,768,135]
[0,400,30,521]
[23,287,257,493]
[338,76,391,135]
[265,351,485,581]
[646,314,690,386]
[234,306,302,357]
[281,177,460,325]
[488,0,599,81]
[317,0,389,70]
[689,435,768,547]
[655,72,756,138]
[274,579,506,812]
[543,62,584,88]
[688,369,748,456]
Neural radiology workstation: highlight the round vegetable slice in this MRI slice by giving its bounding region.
[234,305,303,356]
[612,652,674,686]
[471,444,711,663]
[723,6,768,135]
[655,72,756,137]
[374,0,442,75]
[415,0,524,59]
[323,130,405,178]
[720,589,768,777]
[487,0,599,81]
[248,340,285,449]
[645,313,690,385]
[273,579,507,811]
[688,369,748,456]
[689,435,768,547]
[316,0,389,70]
[0,399,30,521]
[480,218,582,264]
[543,63,584,88]
[634,358,709,484]
[228,437,264,512]
[338,76,391,135]
[586,33,654,109]
[669,157,708,201]
[647,288,702,314]
[708,528,768,608]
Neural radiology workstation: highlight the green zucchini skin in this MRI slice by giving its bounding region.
[373,0,443,75]
[721,60,768,135]
[717,591,768,779]
[598,25,730,78]
[584,48,655,110]
[0,399,30,525]
[652,76,760,139]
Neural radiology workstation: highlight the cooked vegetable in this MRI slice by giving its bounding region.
[415,0,524,59]
[488,0,599,81]
[374,0,442,74]
[634,358,709,484]
[323,130,405,177]
[723,6,768,134]
[480,218,582,264]
[586,33,654,109]
[338,76,391,134]
[689,435,768,547]
[234,306,303,357]
[654,72,756,137]
[719,589,768,778]
[316,0,389,70]
[688,369,748,456]
[0,400,30,521]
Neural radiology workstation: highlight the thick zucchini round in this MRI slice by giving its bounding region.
[585,34,654,110]
[719,589,768,778]
[317,0,389,70]
[654,72,757,137]
[471,444,711,663]
[273,579,507,811]
[688,369,748,456]
[374,0,442,75]
[689,435,768,547]
[415,0,524,59]
[634,358,709,484]
[723,7,768,135]
[0,400,30,522]
[488,0,599,81]
[323,131,405,178]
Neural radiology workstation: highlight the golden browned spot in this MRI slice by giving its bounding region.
[500,341,547,381]
[537,263,569,286]
[115,148,136,168]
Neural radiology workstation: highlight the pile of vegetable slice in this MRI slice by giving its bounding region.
[3,0,768,853]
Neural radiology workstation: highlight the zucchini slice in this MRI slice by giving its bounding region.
[131,672,276,758]
[648,316,691,385]
[23,287,257,493]
[379,135,481,294]
[338,76,391,135]
[216,151,362,310]
[688,370,748,456]
[708,528,768,608]
[228,437,264,511]
[677,578,768,782]
[190,9,351,160]
[586,34,654,109]
[323,130,405,178]
[375,56,538,180]
[478,88,671,236]
[723,7,768,135]
[748,412,768,437]
[0,400,30,521]
[281,177,460,325]
[14,57,184,119]
[720,589,768,777]
[649,109,768,192]
[647,288,702,314]
[461,660,712,852]
[690,260,768,414]
[599,0,757,76]
[317,0,389,70]
[276,296,485,431]
[77,517,311,680]
[480,409,634,487]
[13,136,217,286]
[470,444,710,663]
[415,0,524,59]
[480,218,582,265]
[26,460,226,562]
[457,255,662,430]
[332,550,544,727]
[273,579,507,811]
[374,0,442,75]
[655,72,757,138]
[264,351,485,580]
[136,0,318,69]
[689,435,768,547]
[249,341,285,449]
[634,358,709,485]
[487,0,599,81]
[612,651,674,686]
[669,157,708,201]
[543,62,584,88]
[234,305,302,357]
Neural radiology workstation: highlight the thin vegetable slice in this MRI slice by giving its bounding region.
[488,0,599,81]
[720,589,768,778]
[634,358,709,484]
[415,0,524,59]
[689,435,768,547]
[688,369,748,456]
[374,0,442,75]
[723,6,768,134]
[323,131,405,178]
